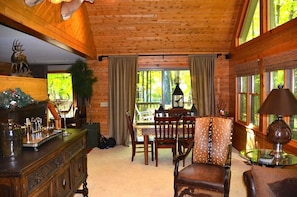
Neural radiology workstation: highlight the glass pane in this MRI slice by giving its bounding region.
[251,74,260,93]
[238,94,247,122]
[251,74,260,127]
[290,68,297,140]
[239,0,260,44]
[135,69,191,123]
[271,70,284,89]
[135,70,162,122]
[164,70,192,109]
[251,94,260,126]
[269,0,297,30]
[239,76,248,92]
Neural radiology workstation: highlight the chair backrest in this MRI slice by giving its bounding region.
[154,109,169,117]
[193,116,233,166]
[168,108,190,119]
[125,111,136,146]
[154,116,179,139]
[181,116,196,139]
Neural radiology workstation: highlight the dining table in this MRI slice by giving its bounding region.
[133,124,155,165]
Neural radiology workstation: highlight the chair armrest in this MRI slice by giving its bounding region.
[243,170,256,197]
[174,140,194,163]
[225,144,232,167]
[174,140,194,176]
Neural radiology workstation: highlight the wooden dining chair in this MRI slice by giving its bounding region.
[125,111,154,162]
[168,108,190,119]
[154,116,180,167]
[178,116,196,167]
[174,116,233,197]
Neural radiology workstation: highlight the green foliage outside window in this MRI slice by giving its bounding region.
[240,0,297,45]
[135,69,191,123]
[269,0,297,29]
[47,73,73,101]
[237,75,260,126]
[47,73,73,117]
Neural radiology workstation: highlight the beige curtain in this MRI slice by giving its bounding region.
[189,54,216,116]
[108,56,138,146]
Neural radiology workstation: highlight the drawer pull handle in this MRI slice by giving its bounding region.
[78,163,81,171]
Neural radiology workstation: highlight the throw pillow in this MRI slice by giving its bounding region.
[268,177,297,197]
[251,165,297,197]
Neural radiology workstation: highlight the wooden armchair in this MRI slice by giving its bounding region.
[174,116,233,197]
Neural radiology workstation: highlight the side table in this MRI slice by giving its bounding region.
[240,149,297,167]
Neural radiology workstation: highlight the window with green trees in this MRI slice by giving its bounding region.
[237,74,260,127]
[269,0,297,30]
[47,73,74,117]
[239,0,260,44]
[239,0,297,45]
[135,69,191,123]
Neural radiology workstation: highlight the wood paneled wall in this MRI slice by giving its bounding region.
[230,18,297,155]
[0,75,47,101]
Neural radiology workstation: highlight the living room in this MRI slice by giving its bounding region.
[1,0,297,196]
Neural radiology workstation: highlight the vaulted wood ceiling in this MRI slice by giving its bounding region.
[86,0,246,56]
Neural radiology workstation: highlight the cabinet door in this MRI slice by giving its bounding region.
[54,165,72,197]
[72,151,87,190]
[0,177,21,197]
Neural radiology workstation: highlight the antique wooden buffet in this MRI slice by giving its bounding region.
[0,128,88,197]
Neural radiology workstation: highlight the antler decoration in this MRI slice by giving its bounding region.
[24,0,95,20]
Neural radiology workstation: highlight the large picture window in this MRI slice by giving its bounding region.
[135,69,191,123]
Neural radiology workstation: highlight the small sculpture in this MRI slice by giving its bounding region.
[10,40,32,77]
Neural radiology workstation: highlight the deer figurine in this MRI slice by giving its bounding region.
[11,40,31,76]
[61,0,94,20]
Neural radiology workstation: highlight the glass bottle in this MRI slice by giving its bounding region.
[0,119,23,158]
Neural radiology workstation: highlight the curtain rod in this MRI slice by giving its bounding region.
[98,53,229,61]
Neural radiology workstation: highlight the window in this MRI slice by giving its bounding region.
[237,74,260,127]
[135,70,191,123]
[239,0,260,44]
[239,0,297,45]
[268,0,297,30]
[291,68,297,139]
[47,73,74,118]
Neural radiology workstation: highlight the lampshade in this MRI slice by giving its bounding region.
[258,87,297,115]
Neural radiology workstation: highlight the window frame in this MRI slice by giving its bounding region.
[236,74,260,128]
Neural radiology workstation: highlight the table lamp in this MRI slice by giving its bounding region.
[258,85,297,158]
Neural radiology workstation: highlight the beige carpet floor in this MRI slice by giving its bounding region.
[75,145,251,197]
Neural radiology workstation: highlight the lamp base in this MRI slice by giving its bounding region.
[272,143,283,159]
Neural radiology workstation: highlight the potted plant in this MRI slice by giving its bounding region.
[68,59,99,148]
